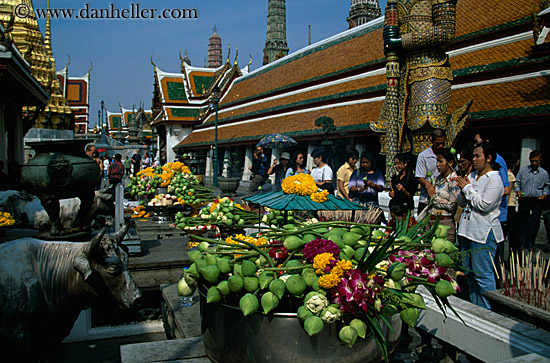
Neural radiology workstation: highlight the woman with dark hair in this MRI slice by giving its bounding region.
[429,148,460,243]
[456,141,504,309]
[337,148,359,201]
[310,149,334,193]
[348,151,384,206]
[389,153,417,211]
[285,151,307,178]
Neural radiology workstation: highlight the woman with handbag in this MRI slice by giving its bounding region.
[348,151,384,207]
[310,149,334,193]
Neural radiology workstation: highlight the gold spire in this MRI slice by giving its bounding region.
[0,0,73,129]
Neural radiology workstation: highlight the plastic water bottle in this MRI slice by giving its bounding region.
[180,296,193,307]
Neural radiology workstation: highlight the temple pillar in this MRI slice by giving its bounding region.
[205,147,213,186]
[222,148,231,177]
[242,147,253,182]
[306,144,315,173]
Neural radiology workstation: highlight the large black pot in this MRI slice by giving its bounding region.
[218,177,241,196]
[200,289,401,363]
[21,140,100,235]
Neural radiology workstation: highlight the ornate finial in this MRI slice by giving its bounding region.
[213,24,217,33]
[248,55,253,66]
[65,55,71,68]
[226,43,231,63]
[234,46,239,65]
[308,25,311,46]
[150,55,156,68]
[87,60,93,73]
[179,48,183,62]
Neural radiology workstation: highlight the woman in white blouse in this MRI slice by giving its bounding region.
[456,141,504,310]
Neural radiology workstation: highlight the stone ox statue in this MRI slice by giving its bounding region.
[0,224,141,361]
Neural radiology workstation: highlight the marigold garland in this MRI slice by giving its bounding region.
[313,253,336,274]
[310,189,329,203]
[281,173,318,196]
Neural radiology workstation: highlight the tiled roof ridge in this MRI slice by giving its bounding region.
[200,55,549,129]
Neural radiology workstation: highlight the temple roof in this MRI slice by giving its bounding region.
[176,0,549,149]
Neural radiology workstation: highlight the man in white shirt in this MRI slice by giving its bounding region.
[415,129,446,214]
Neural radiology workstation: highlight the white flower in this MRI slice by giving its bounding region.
[305,294,329,314]
[320,306,342,323]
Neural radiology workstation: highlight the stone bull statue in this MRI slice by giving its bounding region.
[0,187,116,231]
[0,224,141,361]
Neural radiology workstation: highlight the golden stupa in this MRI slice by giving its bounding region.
[0,0,73,130]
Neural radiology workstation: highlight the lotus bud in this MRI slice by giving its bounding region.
[286,275,306,296]
[259,271,275,289]
[198,241,210,252]
[241,260,258,277]
[205,254,217,266]
[435,280,457,298]
[233,263,242,276]
[244,276,260,292]
[354,247,367,262]
[435,253,453,267]
[206,286,222,303]
[400,307,420,327]
[261,292,279,314]
[320,306,342,323]
[279,274,291,283]
[384,278,398,289]
[217,280,230,295]
[239,293,259,316]
[305,293,329,314]
[216,258,232,274]
[228,274,244,293]
[311,279,321,291]
[177,277,196,297]
[184,270,197,285]
[339,326,358,348]
[188,250,203,263]
[283,236,304,251]
[200,265,221,284]
[297,305,315,321]
[342,232,362,247]
[444,240,458,253]
[381,304,399,317]
[435,225,451,238]
[269,279,286,299]
[374,298,382,312]
[431,238,447,253]
[349,319,367,339]
[188,263,198,276]
[342,245,355,259]
[302,269,318,287]
[304,316,324,336]
[387,262,406,282]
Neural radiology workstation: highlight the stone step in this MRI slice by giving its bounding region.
[120,336,208,363]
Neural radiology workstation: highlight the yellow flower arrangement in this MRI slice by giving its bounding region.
[310,189,329,203]
[313,252,336,274]
[225,234,268,247]
[0,211,16,226]
[314,257,354,289]
[318,273,341,289]
[281,173,318,197]
[225,233,268,257]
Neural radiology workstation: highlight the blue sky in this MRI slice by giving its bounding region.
[36,0,386,127]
